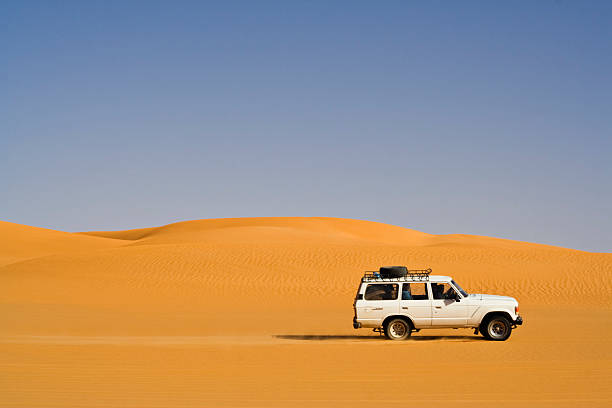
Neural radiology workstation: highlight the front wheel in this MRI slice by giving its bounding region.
[384,318,411,340]
[485,316,512,341]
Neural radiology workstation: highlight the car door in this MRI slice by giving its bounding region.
[356,283,399,326]
[430,282,468,327]
[399,282,431,328]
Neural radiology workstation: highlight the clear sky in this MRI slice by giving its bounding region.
[1,1,611,252]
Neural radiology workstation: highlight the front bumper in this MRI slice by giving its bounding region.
[513,315,523,326]
[353,317,361,329]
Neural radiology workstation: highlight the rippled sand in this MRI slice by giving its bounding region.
[1,217,611,407]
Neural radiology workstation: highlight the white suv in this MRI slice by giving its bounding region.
[352,267,523,341]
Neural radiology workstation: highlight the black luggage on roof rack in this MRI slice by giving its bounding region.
[379,266,408,278]
[362,267,431,282]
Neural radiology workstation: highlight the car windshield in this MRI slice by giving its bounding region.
[451,280,468,297]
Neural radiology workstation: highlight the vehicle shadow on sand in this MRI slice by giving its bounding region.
[274,335,486,342]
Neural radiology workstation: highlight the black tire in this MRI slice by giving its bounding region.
[484,315,512,341]
[379,266,408,279]
[479,322,490,339]
[384,318,411,340]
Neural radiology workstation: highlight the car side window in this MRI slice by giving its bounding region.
[402,283,429,300]
[364,284,398,300]
[431,283,457,300]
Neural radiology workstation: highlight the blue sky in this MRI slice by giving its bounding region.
[1,1,611,251]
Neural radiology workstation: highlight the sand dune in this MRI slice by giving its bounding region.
[1,217,611,407]
[0,220,124,267]
[2,216,611,333]
[80,217,436,245]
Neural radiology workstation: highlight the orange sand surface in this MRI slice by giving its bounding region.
[1,217,611,407]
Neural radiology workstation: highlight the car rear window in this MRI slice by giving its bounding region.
[364,284,398,300]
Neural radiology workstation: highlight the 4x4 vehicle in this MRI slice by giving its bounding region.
[352,266,523,341]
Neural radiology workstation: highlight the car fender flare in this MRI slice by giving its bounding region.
[382,314,414,329]
[479,310,514,327]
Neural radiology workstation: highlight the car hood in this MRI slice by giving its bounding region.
[468,294,517,303]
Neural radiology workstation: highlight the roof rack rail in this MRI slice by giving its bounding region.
[361,268,432,282]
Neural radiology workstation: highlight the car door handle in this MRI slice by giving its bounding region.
[435,306,442,309]
[401,307,409,310]
[371,307,383,310]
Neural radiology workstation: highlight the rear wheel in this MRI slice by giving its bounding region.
[384,318,411,340]
[485,315,512,341]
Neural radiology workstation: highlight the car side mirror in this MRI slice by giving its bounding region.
[455,295,461,302]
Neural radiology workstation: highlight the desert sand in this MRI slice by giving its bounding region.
[1,217,611,407]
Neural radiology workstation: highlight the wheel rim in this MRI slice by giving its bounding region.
[390,321,407,338]
[488,319,507,339]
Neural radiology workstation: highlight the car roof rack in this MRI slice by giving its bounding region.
[361,268,432,282]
